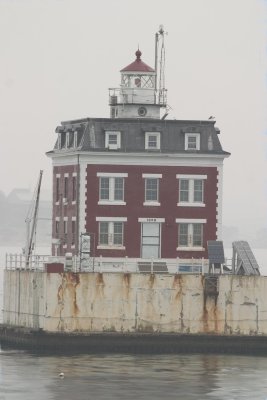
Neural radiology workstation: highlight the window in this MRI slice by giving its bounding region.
[176,218,206,250]
[97,173,127,204]
[55,220,59,234]
[178,223,203,248]
[71,220,76,245]
[98,222,124,247]
[177,175,207,207]
[72,176,77,202]
[64,220,68,235]
[185,133,200,150]
[56,177,60,202]
[64,177,68,200]
[145,178,158,202]
[105,131,121,149]
[142,174,162,206]
[145,132,160,150]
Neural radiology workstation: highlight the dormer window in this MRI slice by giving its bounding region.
[145,132,160,150]
[185,133,200,150]
[105,131,121,149]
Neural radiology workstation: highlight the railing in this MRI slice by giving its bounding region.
[5,253,50,271]
[5,253,233,275]
[108,88,167,106]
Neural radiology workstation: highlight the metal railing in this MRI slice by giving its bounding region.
[5,253,50,271]
[5,253,233,275]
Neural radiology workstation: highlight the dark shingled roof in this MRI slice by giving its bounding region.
[49,117,230,156]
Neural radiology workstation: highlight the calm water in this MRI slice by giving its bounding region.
[1,247,267,399]
[1,352,267,399]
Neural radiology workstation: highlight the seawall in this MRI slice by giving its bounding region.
[2,270,267,336]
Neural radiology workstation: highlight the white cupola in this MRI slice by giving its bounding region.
[109,49,167,119]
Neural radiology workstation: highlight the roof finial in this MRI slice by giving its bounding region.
[135,48,142,60]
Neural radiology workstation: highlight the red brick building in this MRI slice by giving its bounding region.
[47,46,229,265]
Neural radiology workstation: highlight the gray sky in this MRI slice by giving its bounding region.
[0,0,267,238]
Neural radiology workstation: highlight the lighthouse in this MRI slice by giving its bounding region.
[47,29,229,269]
[109,27,167,119]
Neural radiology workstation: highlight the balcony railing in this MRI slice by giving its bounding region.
[108,88,167,107]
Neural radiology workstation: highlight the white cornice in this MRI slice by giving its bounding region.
[49,151,227,168]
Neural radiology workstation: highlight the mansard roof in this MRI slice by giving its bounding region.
[48,117,230,156]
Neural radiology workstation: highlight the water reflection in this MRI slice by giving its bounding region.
[1,351,267,400]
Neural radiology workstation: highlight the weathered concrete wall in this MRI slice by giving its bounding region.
[3,271,267,335]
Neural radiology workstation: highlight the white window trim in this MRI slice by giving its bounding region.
[176,218,207,223]
[72,172,77,177]
[176,174,207,180]
[96,217,127,222]
[138,218,165,222]
[105,131,121,149]
[177,175,206,207]
[98,175,126,205]
[97,172,128,178]
[185,133,200,150]
[143,201,161,207]
[142,173,162,178]
[145,132,161,150]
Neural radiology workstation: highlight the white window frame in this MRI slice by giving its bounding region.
[145,132,161,150]
[176,218,206,251]
[176,174,207,207]
[142,174,162,206]
[97,173,127,205]
[96,217,127,250]
[185,133,200,150]
[105,131,121,149]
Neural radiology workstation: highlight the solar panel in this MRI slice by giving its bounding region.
[207,241,225,264]
[137,262,168,274]
[232,241,260,276]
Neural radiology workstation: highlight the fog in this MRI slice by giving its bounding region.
[0,0,266,244]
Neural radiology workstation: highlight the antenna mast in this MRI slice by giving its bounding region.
[154,25,167,106]
[25,170,43,268]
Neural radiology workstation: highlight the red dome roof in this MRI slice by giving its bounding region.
[120,50,155,73]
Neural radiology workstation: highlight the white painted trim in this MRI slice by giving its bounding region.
[216,164,223,240]
[55,216,60,221]
[79,159,87,236]
[175,218,207,223]
[72,216,76,221]
[96,217,127,222]
[72,172,77,177]
[97,245,126,250]
[49,152,228,168]
[55,201,59,206]
[72,201,76,205]
[177,202,205,207]
[138,218,165,223]
[97,172,128,177]
[63,216,68,221]
[64,173,69,177]
[143,201,161,206]
[176,247,205,251]
[176,174,207,180]
[56,173,61,178]
[98,200,126,206]
[142,173,162,178]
